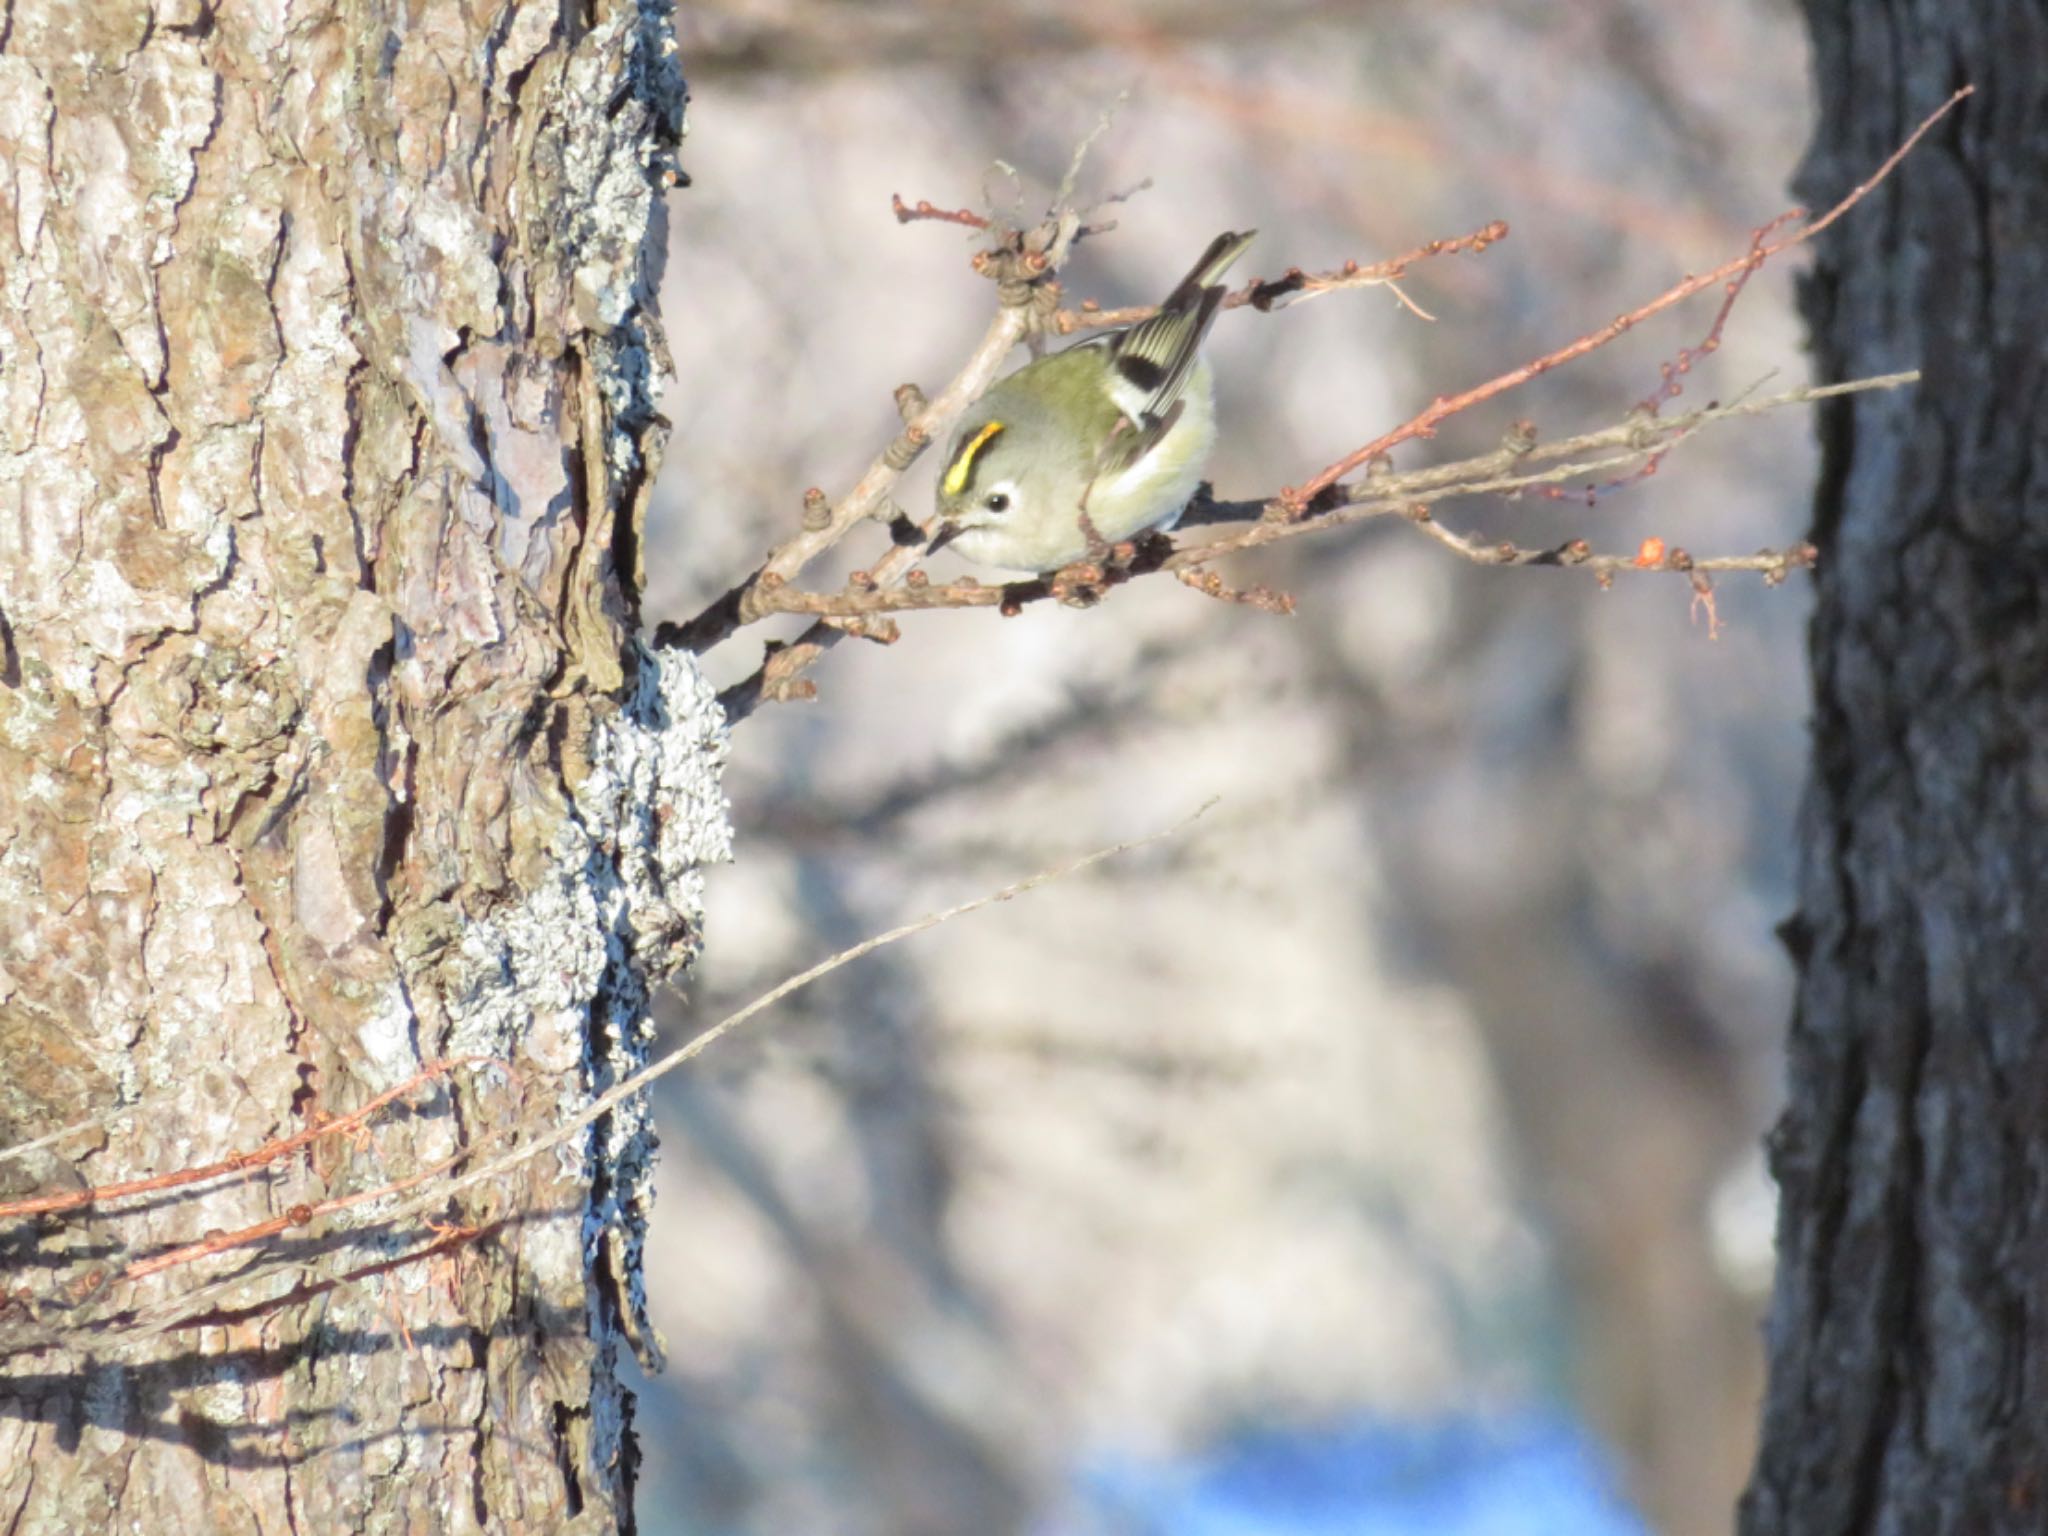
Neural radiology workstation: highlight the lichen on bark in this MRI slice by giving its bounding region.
[0,0,712,1529]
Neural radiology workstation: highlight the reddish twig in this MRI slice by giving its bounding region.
[1052,219,1509,334]
[1535,213,1796,507]
[1278,87,1970,513]
[1636,211,1797,419]
[1173,566,1297,614]
[727,373,1909,623]
[0,1058,490,1221]
[121,1146,475,1282]
[891,193,991,230]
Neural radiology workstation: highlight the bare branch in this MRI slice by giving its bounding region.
[731,372,1914,622]
[1171,374,1916,561]
[1052,219,1510,334]
[1278,86,1969,512]
[672,90,1965,718]
[665,205,1092,670]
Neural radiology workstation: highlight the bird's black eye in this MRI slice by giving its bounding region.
[984,492,1010,513]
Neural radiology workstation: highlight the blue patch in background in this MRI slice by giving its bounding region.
[1060,1412,1650,1536]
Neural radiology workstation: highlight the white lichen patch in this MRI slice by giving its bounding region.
[444,869,609,1067]
[580,645,734,979]
[546,5,686,487]
[438,646,728,1083]
[414,647,725,1365]
[575,645,729,1359]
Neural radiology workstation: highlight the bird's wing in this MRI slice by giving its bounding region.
[1093,230,1252,475]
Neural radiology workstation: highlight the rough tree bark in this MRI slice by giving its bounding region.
[1742,6,2047,1535]
[0,1,723,1532]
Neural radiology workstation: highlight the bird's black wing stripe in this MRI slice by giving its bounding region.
[1110,284,1224,426]
[1115,354,1168,393]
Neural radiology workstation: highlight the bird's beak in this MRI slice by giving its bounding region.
[926,520,963,555]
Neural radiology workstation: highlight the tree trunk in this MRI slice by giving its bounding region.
[1742,6,2047,1534]
[0,1,717,1531]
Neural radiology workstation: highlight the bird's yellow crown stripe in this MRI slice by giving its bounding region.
[942,421,1005,496]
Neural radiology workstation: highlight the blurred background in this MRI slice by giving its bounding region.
[639,3,1815,1532]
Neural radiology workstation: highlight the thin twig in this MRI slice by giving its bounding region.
[0,1103,152,1169]
[1278,86,1968,511]
[1051,219,1509,334]
[1401,513,1815,580]
[1169,376,1915,564]
[122,1146,476,1282]
[0,1058,489,1221]
[666,213,1084,668]
[680,89,1963,715]
[368,803,1215,1230]
[91,803,1213,1340]
[1054,91,1127,213]
[891,194,990,229]
[731,372,1914,620]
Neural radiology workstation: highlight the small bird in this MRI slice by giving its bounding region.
[929,230,1255,573]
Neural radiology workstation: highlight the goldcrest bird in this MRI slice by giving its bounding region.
[928,230,1255,573]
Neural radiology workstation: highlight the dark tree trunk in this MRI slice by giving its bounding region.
[1742,5,2048,1534]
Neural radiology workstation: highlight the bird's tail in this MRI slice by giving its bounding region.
[1173,229,1257,296]
[1102,230,1257,431]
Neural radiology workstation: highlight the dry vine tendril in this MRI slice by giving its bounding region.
[665,88,1967,722]
[0,811,1209,1352]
